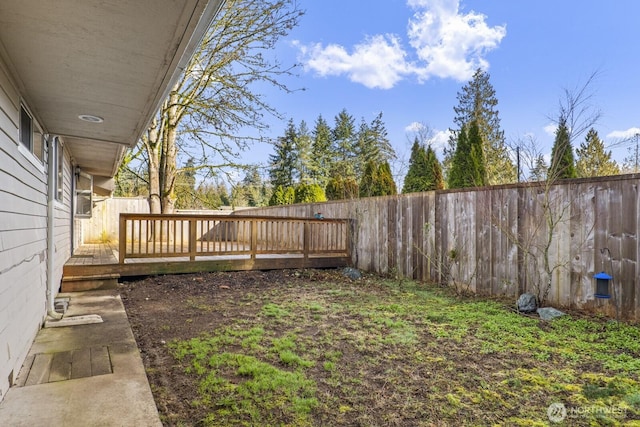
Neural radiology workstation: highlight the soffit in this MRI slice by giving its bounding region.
[0,0,223,177]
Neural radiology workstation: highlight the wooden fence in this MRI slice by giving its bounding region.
[246,174,640,321]
[118,214,350,263]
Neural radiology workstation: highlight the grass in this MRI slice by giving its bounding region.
[167,272,640,426]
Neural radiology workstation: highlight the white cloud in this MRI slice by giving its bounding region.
[300,35,409,89]
[403,122,450,156]
[543,123,557,136]
[431,129,451,153]
[296,0,506,89]
[606,127,640,140]
[407,0,506,81]
[404,121,425,133]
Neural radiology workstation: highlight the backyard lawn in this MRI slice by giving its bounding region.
[121,269,640,426]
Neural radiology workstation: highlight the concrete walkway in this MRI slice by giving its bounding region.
[0,290,162,426]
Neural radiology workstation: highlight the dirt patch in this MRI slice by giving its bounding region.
[120,269,640,426]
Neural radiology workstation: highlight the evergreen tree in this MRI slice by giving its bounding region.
[174,158,197,209]
[330,109,357,179]
[467,120,487,186]
[377,161,397,196]
[237,166,268,207]
[447,68,515,185]
[296,120,313,183]
[325,176,359,200]
[310,115,333,187]
[529,154,548,182]
[355,112,396,181]
[268,184,295,206]
[114,153,148,197]
[575,128,620,177]
[294,183,326,203]
[269,119,298,189]
[268,185,286,206]
[283,186,295,204]
[402,138,430,193]
[359,160,397,198]
[402,138,444,193]
[196,182,230,208]
[355,118,376,179]
[448,121,486,188]
[425,145,445,191]
[549,119,577,180]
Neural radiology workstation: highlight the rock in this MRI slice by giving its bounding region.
[342,267,362,280]
[537,307,566,321]
[517,293,537,313]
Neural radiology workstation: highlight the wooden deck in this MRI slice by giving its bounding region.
[63,215,352,290]
[64,243,351,278]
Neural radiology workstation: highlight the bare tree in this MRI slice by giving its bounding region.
[529,74,600,304]
[553,72,602,143]
[124,0,304,213]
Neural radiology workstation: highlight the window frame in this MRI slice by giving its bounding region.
[19,104,32,151]
[55,136,64,202]
[74,170,93,218]
[18,103,45,166]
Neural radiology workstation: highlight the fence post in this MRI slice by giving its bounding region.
[118,214,126,264]
[189,218,197,261]
[303,221,310,260]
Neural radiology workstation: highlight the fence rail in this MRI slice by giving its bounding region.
[118,214,351,263]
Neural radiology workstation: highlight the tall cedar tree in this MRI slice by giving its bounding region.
[325,176,359,200]
[448,121,487,188]
[269,119,298,188]
[425,145,445,190]
[403,138,444,193]
[330,109,358,180]
[447,68,515,185]
[359,160,397,198]
[403,138,429,193]
[548,119,577,180]
[575,128,620,177]
[326,109,358,200]
[296,120,313,183]
[310,115,332,187]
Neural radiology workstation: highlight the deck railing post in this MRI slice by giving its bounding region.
[189,218,197,261]
[250,219,257,260]
[118,214,126,264]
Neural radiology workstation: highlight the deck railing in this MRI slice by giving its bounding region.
[118,214,351,263]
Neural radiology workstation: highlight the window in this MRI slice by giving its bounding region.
[75,170,93,218]
[55,137,64,202]
[19,105,32,150]
[33,132,44,162]
[18,104,45,163]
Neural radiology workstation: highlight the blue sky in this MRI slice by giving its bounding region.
[244,0,640,183]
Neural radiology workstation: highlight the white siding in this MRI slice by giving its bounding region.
[0,59,73,400]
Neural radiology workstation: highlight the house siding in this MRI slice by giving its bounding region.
[0,59,73,400]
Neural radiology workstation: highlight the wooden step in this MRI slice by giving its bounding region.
[61,274,120,292]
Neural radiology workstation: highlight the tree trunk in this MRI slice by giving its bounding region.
[160,93,180,214]
[146,119,162,214]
